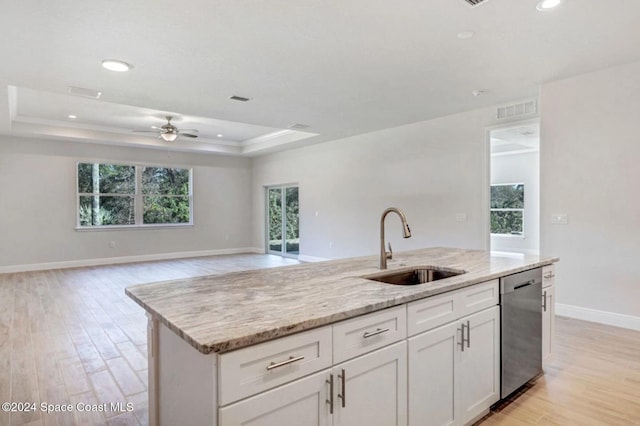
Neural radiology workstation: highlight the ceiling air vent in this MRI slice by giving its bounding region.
[230,95,251,102]
[463,0,490,7]
[497,100,537,120]
[68,86,102,99]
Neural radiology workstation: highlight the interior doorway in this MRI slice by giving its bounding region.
[489,120,540,255]
[266,185,299,258]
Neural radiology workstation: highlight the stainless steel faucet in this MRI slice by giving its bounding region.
[380,207,412,269]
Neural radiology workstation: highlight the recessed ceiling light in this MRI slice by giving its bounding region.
[101,59,132,72]
[536,0,561,11]
[68,114,77,119]
[457,31,475,40]
[217,134,223,138]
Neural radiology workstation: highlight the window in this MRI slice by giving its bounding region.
[77,163,192,228]
[490,183,524,235]
[142,167,191,224]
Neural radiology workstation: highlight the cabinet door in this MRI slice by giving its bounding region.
[458,306,500,425]
[408,321,459,426]
[333,341,407,426]
[542,285,555,363]
[219,370,331,426]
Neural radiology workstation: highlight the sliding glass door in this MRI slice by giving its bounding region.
[266,185,299,258]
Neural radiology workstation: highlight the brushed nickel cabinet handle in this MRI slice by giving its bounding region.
[266,355,305,371]
[338,368,346,408]
[363,327,390,339]
[466,320,471,348]
[326,374,334,414]
[543,291,547,312]
[544,272,555,279]
[458,323,466,352]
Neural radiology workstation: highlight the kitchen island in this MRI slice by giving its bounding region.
[126,247,558,426]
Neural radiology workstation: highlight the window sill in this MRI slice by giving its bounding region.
[75,224,194,232]
[490,233,525,239]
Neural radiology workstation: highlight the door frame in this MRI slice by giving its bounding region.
[483,117,540,253]
[265,184,299,259]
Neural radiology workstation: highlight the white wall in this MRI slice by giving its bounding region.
[490,151,540,255]
[541,60,640,322]
[0,136,254,270]
[252,106,501,260]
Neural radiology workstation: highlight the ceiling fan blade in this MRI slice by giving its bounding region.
[180,133,199,138]
[133,130,162,134]
[179,129,199,133]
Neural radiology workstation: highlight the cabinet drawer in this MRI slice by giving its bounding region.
[218,326,332,406]
[543,265,555,288]
[407,280,499,336]
[457,279,499,318]
[407,291,458,337]
[333,305,406,364]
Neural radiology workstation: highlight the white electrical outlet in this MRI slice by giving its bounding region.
[329,242,333,249]
[225,235,230,241]
[551,214,568,225]
[456,213,468,222]
[108,241,116,248]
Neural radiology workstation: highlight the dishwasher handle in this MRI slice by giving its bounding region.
[500,268,542,294]
[514,279,536,290]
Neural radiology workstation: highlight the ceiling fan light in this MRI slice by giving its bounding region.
[161,133,178,142]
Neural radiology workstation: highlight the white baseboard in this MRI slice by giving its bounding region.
[297,254,330,263]
[556,303,640,331]
[0,247,264,274]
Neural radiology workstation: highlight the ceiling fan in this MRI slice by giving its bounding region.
[134,116,199,142]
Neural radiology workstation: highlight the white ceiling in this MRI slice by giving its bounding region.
[491,123,540,154]
[1,0,640,156]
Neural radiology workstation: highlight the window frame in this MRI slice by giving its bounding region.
[490,182,525,237]
[75,161,193,231]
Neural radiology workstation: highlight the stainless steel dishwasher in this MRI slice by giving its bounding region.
[500,267,542,399]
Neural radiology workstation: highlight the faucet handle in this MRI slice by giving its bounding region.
[386,242,393,260]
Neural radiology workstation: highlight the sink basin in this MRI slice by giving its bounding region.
[363,266,465,285]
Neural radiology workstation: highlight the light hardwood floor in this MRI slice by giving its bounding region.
[0,254,299,426]
[478,317,640,425]
[1,255,639,426]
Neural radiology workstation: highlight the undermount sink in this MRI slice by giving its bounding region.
[363,266,465,285]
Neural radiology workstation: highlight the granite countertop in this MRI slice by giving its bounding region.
[125,247,558,355]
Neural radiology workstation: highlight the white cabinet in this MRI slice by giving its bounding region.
[407,280,498,336]
[408,306,500,426]
[220,342,407,426]
[458,307,500,425]
[218,326,332,405]
[333,305,406,364]
[219,370,331,426]
[542,265,555,364]
[408,321,457,426]
[332,342,407,426]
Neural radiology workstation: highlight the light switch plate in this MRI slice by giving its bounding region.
[456,213,468,222]
[551,213,568,224]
